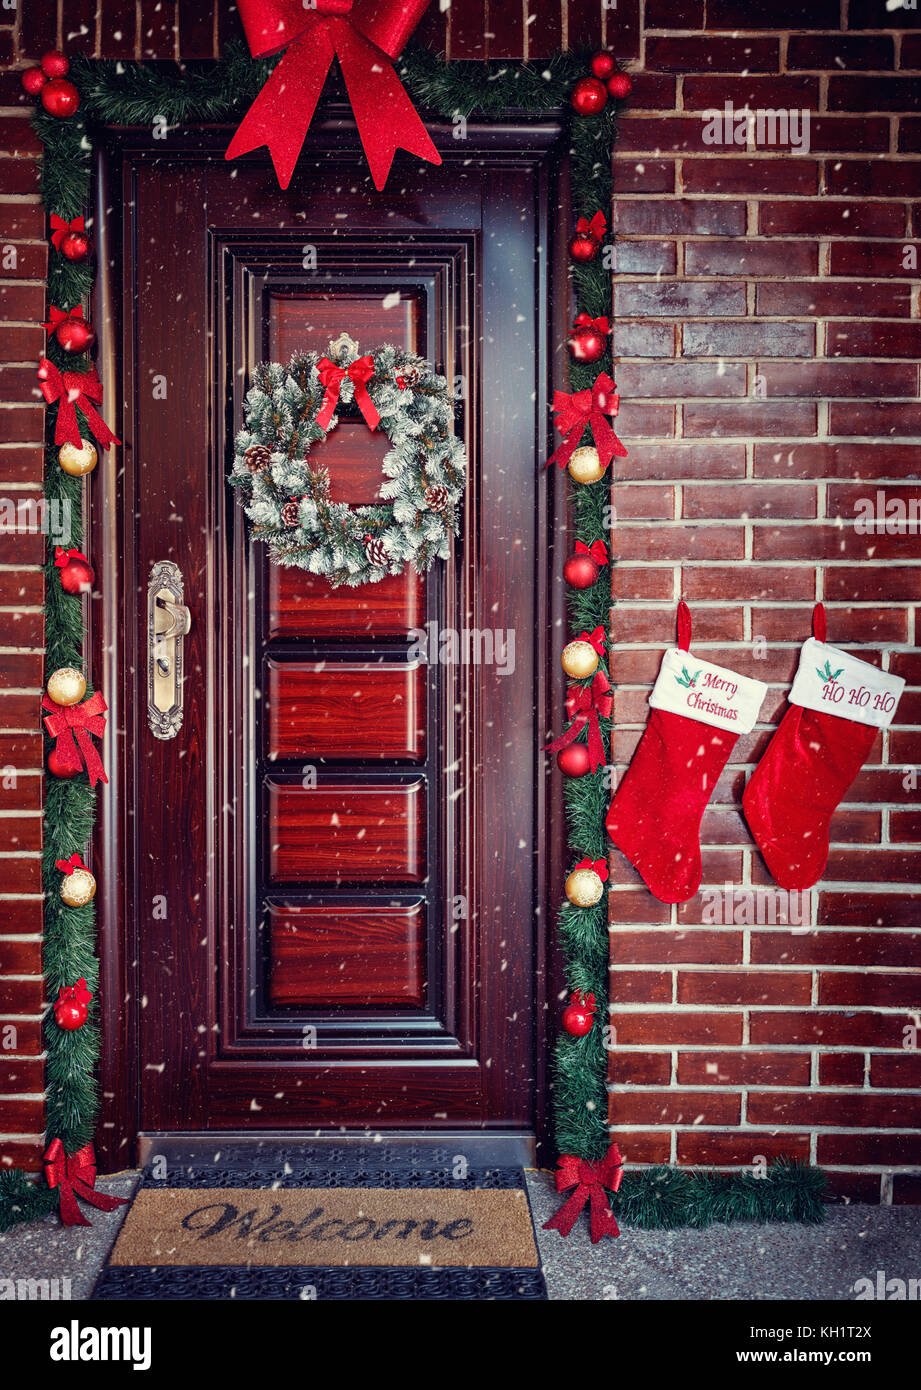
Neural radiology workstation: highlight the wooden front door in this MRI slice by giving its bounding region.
[93,120,564,1159]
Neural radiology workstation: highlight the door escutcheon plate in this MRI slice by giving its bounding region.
[147,560,190,739]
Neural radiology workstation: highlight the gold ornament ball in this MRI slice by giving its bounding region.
[60,867,96,908]
[567,445,605,485]
[46,666,86,707]
[565,867,605,908]
[561,640,599,680]
[58,438,98,477]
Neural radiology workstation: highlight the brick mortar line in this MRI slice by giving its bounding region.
[609,964,921,971]
[605,1043,921,1050]
[608,924,921,931]
[607,1003,921,1012]
[604,1124,921,1133]
[606,1084,921,1094]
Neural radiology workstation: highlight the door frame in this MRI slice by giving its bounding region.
[89,111,573,1170]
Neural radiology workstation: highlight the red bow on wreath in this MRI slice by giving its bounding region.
[545,670,612,772]
[543,1142,624,1244]
[575,211,607,241]
[50,214,86,251]
[574,856,609,881]
[43,1140,128,1227]
[37,359,119,451]
[226,0,442,192]
[578,625,607,656]
[316,355,380,432]
[575,539,609,567]
[42,690,108,787]
[547,373,627,471]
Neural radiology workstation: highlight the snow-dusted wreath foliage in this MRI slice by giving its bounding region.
[229,341,467,587]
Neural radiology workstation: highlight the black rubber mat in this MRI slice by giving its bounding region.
[91,1144,547,1301]
[93,1263,546,1300]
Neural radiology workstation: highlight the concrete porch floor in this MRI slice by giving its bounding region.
[0,1169,918,1301]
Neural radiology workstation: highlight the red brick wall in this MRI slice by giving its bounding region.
[1,3,919,1202]
[608,2,921,1205]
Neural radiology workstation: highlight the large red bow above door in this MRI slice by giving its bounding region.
[226,0,442,191]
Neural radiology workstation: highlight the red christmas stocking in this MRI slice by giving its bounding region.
[743,604,904,891]
[606,603,767,904]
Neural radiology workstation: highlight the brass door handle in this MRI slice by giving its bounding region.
[147,562,191,739]
[156,597,192,641]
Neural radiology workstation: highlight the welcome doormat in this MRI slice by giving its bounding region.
[108,1186,540,1270]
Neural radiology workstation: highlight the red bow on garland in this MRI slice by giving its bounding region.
[578,625,607,656]
[316,355,381,432]
[226,0,442,192]
[574,857,609,881]
[54,546,89,568]
[547,373,627,471]
[572,312,610,336]
[54,852,89,876]
[42,691,108,787]
[543,1142,624,1244]
[54,976,93,1008]
[50,214,86,251]
[41,304,85,335]
[575,212,607,241]
[574,539,609,567]
[545,670,612,772]
[37,359,119,451]
[43,1140,128,1227]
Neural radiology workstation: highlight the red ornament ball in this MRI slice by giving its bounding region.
[47,746,79,779]
[569,323,608,364]
[571,76,608,117]
[57,554,95,595]
[562,992,596,1037]
[21,67,47,95]
[40,78,80,118]
[557,743,592,778]
[41,50,70,78]
[55,316,95,353]
[590,51,617,80]
[60,229,91,262]
[569,230,600,264]
[607,72,634,99]
[563,552,601,589]
[54,998,88,1031]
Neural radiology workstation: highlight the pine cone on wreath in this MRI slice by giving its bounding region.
[424,484,449,513]
[280,498,301,527]
[396,363,421,389]
[244,444,272,473]
[363,534,388,567]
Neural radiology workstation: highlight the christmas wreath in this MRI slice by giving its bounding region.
[229,336,467,586]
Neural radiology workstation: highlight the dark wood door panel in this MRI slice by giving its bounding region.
[269,901,425,1008]
[204,1062,485,1127]
[289,418,395,506]
[102,122,561,1148]
[264,660,426,762]
[266,562,425,639]
[269,290,421,359]
[266,779,427,883]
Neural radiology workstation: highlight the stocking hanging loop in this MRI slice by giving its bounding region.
[677,601,692,651]
[813,603,827,643]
